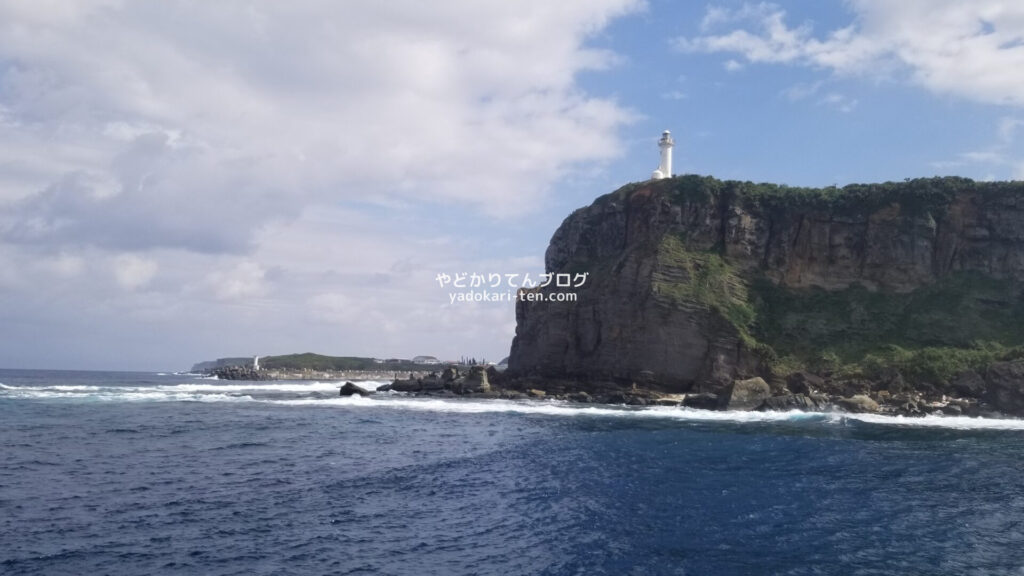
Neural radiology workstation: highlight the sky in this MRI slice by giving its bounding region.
[1,1,1023,371]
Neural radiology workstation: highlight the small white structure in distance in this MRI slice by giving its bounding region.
[651,130,674,180]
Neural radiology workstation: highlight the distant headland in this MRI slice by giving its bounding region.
[508,174,1024,418]
[192,352,506,382]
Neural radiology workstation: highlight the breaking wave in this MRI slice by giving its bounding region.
[3,378,1023,430]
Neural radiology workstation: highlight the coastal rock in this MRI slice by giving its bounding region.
[339,382,371,397]
[420,374,445,391]
[982,361,1024,416]
[786,372,824,395]
[212,366,271,381]
[485,365,501,385]
[829,379,873,397]
[758,394,828,412]
[951,370,986,398]
[683,393,719,410]
[940,404,963,416]
[720,377,771,411]
[837,394,881,413]
[460,366,491,393]
[567,391,593,403]
[390,379,422,392]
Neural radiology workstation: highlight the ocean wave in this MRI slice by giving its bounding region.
[274,396,1024,430]
[833,412,1024,430]
[4,381,1024,430]
[0,380,389,401]
[157,381,363,393]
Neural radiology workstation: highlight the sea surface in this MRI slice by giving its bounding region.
[2,369,1024,575]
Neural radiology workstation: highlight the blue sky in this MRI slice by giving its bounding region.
[1,1,1023,370]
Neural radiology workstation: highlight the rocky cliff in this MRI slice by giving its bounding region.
[509,175,1024,413]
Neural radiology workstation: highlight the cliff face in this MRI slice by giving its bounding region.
[509,176,1024,395]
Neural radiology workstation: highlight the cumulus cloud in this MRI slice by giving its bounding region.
[676,1,1024,107]
[0,0,643,368]
[0,1,640,229]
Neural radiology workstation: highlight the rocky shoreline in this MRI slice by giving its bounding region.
[209,362,1023,418]
[209,365,431,382]
[335,364,1024,419]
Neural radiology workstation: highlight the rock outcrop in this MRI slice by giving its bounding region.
[387,365,497,397]
[212,366,271,381]
[982,361,1024,415]
[719,377,771,411]
[339,382,371,397]
[508,175,1024,415]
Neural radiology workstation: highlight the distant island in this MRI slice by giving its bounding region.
[192,352,506,381]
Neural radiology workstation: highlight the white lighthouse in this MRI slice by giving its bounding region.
[651,130,674,180]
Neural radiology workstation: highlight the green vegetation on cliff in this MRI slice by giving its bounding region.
[639,175,1024,387]
[653,235,755,339]
[598,173,1024,217]
[750,275,1024,382]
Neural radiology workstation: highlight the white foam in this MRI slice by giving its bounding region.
[0,380,390,401]
[836,412,1024,431]
[276,396,827,422]
[272,396,1024,429]
[4,381,1024,430]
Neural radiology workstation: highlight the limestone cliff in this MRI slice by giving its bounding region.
[509,175,1024,402]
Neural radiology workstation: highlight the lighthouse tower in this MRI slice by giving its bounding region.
[651,130,674,180]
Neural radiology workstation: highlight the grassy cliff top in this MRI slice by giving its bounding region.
[595,174,1024,216]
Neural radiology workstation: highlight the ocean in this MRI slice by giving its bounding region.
[2,369,1024,575]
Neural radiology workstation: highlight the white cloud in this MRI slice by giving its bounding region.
[819,93,858,113]
[723,59,744,72]
[0,1,641,228]
[0,0,643,368]
[780,81,856,112]
[783,81,823,101]
[205,261,267,301]
[113,254,157,290]
[676,1,1024,107]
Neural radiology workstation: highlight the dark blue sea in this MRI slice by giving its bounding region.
[3,369,1024,575]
